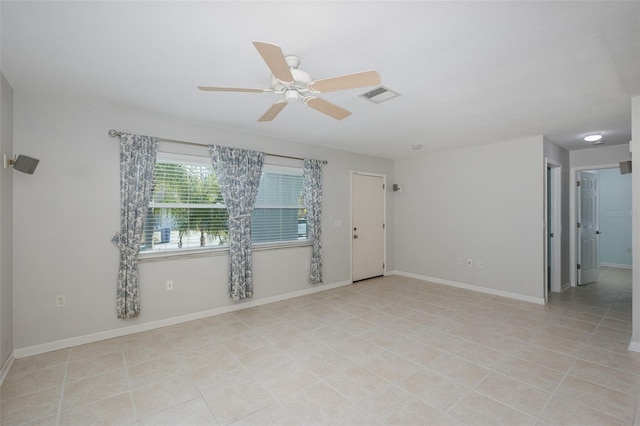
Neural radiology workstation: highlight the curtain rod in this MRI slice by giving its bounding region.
[108,130,328,165]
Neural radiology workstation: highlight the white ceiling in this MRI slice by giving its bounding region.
[2,1,639,160]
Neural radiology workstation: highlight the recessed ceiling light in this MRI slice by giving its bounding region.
[584,134,603,142]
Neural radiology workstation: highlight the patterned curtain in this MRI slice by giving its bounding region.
[111,133,157,318]
[209,145,265,300]
[303,159,323,284]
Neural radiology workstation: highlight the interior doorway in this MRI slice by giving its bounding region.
[571,165,632,288]
[351,172,385,282]
[544,158,562,300]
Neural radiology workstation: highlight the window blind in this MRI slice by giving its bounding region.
[252,167,307,243]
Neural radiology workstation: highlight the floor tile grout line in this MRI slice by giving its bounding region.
[466,329,560,423]
[187,332,284,425]
[300,328,453,423]
[195,382,224,425]
[536,273,634,425]
[564,362,640,399]
[534,351,579,425]
[568,358,640,396]
[355,325,543,421]
[51,349,71,426]
[440,355,536,425]
[120,346,140,423]
[360,307,584,396]
[232,345,321,425]
[2,268,634,425]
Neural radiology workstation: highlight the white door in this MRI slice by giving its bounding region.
[352,173,384,282]
[548,164,562,293]
[578,171,600,285]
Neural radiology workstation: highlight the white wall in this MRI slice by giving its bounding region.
[12,92,395,351]
[393,136,545,302]
[570,143,631,168]
[0,73,14,366]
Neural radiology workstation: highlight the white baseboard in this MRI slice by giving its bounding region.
[561,281,571,292]
[13,280,352,359]
[628,340,640,353]
[394,271,546,305]
[601,263,632,270]
[0,353,14,386]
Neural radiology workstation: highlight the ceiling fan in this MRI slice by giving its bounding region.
[198,41,381,122]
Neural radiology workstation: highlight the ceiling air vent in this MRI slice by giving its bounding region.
[359,86,400,104]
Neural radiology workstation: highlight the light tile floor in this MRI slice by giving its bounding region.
[1,267,637,425]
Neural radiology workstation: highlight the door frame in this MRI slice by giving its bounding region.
[350,170,387,282]
[569,164,618,287]
[544,158,562,295]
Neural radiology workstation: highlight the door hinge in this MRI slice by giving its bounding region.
[577,222,581,228]
[577,264,581,270]
[383,223,385,229]
[383,262,385,269]
[382,183,385,190]
[576,181,581,187]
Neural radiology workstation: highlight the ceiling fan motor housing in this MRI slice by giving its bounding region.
[270,68,312,95]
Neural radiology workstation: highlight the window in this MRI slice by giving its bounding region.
[141,155,227,252]
[140,153,308,254]
[252,166,307,243]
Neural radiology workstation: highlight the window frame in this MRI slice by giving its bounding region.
[252,163,309,244]
[138,151,311,262]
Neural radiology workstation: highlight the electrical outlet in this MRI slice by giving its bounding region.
[166,280,174,291]
[466,259,473,268]
[56,295,66,307]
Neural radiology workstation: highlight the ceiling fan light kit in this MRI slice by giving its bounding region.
[199,41,382,122]
[284,90,300,103]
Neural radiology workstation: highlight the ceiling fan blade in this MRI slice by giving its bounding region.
[309,70,381,93]
[198,86,270,93]
[252,41,294,83]
[305,97,351,120]
[258,102,287,122]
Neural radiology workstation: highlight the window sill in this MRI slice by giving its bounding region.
[138,240,312,263]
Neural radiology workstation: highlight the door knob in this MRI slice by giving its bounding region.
[353,235,359,239]
[595,230,601,235]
